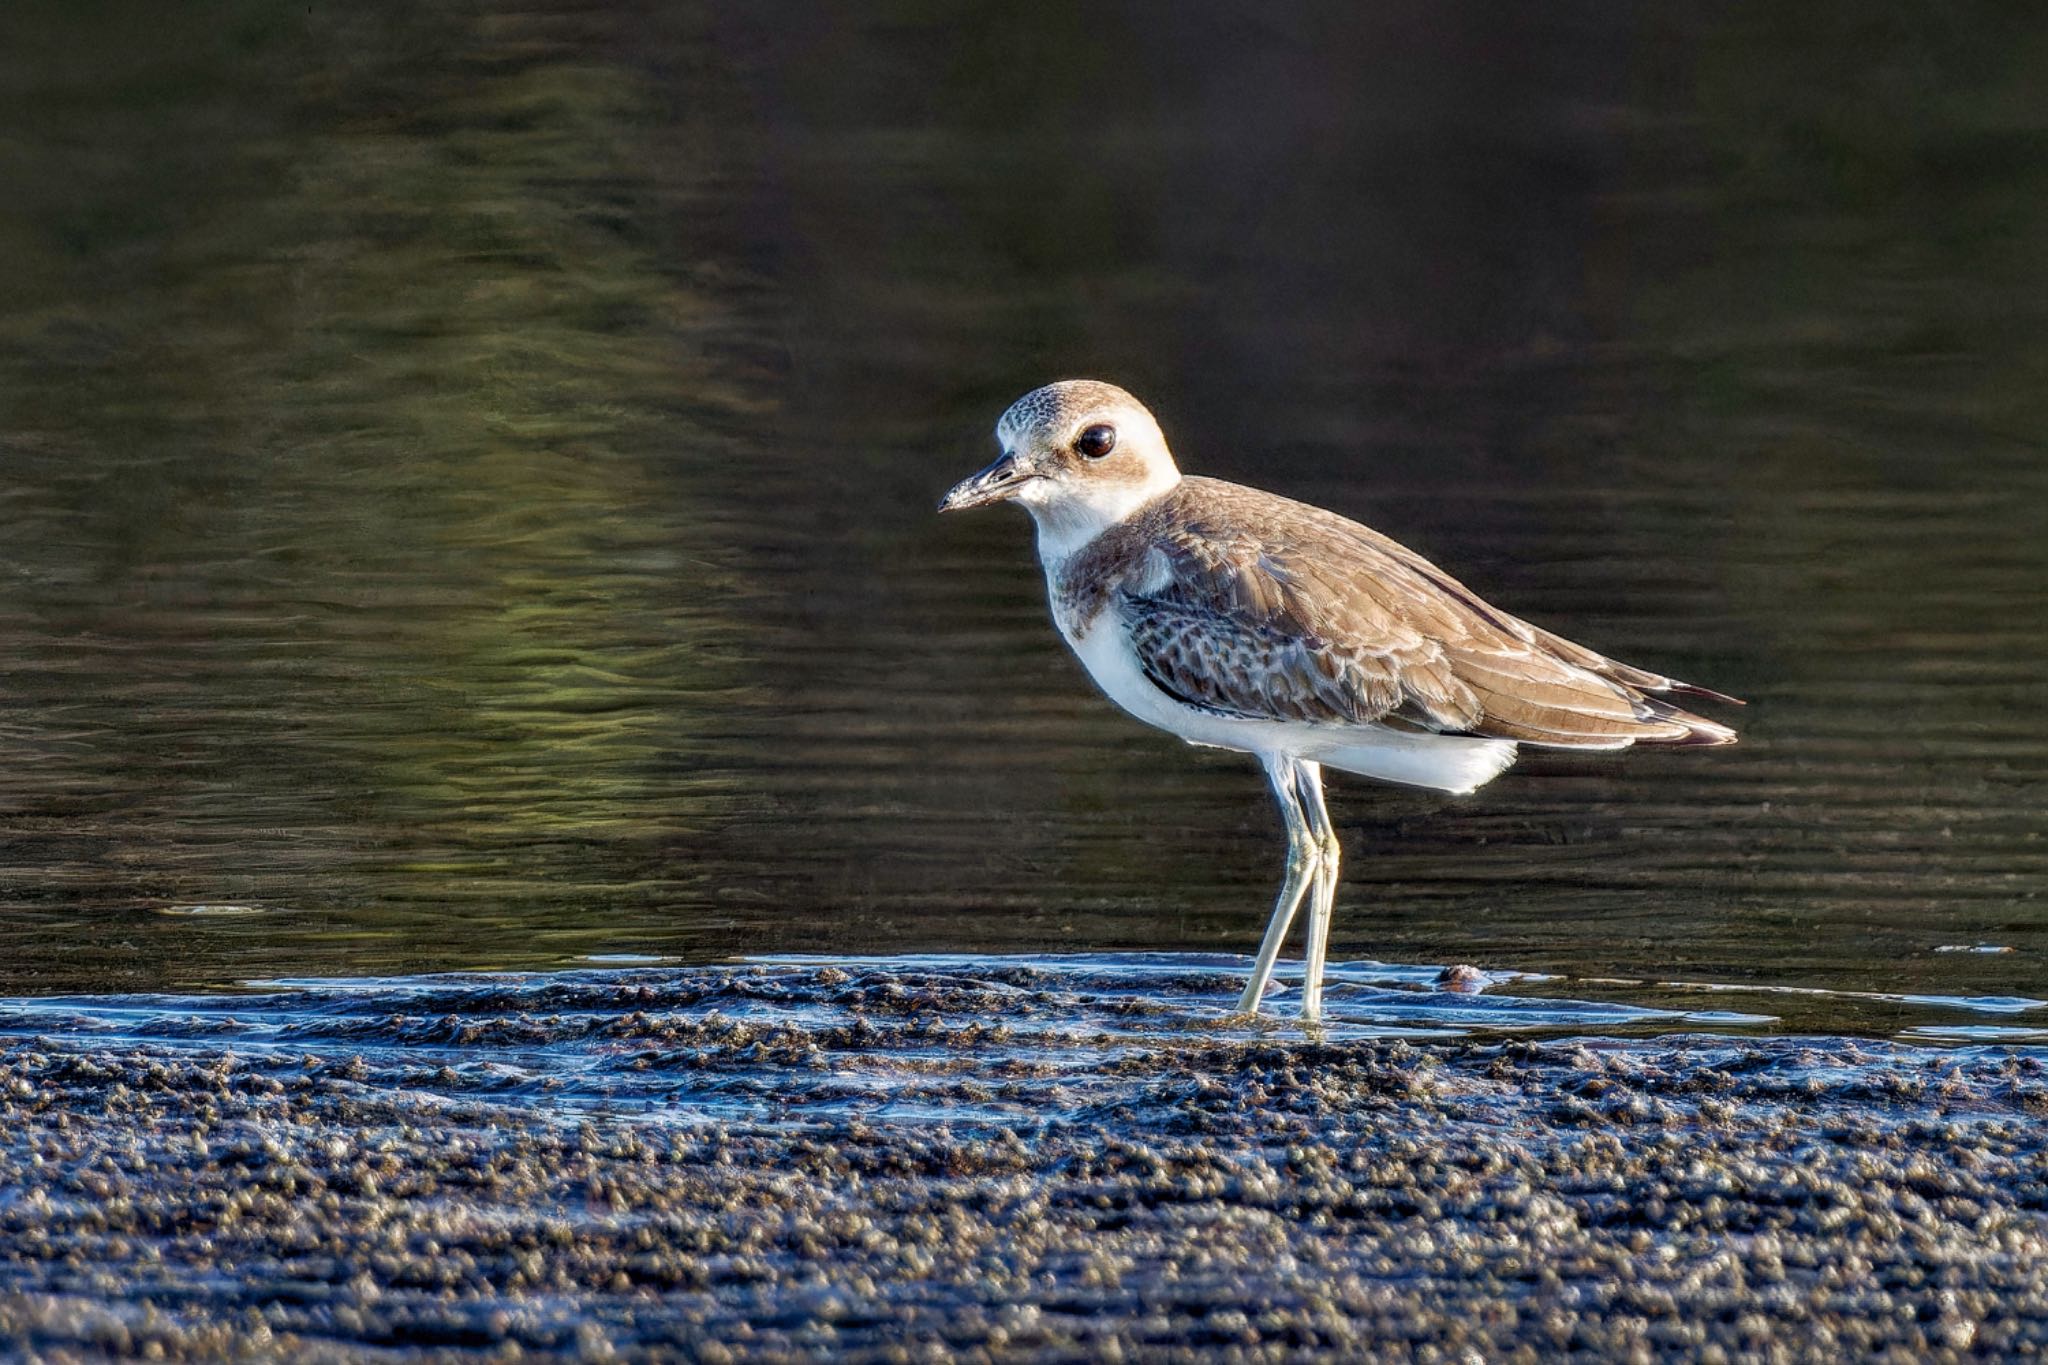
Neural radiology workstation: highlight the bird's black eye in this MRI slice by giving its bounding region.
[1075,424,1117,459]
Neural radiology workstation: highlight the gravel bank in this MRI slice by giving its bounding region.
[1,962,2044,1361]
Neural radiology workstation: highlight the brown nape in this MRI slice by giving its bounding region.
[1055,476,1742,748]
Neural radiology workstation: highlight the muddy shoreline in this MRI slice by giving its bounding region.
[2,964,2045,1361]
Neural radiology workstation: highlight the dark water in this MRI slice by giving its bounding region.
[1,1,2044,1034]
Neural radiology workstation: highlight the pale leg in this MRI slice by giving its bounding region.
[1235,754,1317,1015]
[1294,761,1340,1023]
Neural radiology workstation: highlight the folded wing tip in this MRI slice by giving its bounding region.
[1665,680,1746,708]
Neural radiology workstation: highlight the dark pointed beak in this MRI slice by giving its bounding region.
[938,451,1035,513]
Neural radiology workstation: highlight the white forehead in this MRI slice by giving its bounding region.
[996,379,1153,449]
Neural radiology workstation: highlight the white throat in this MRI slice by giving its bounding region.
[1022,467,1181,567]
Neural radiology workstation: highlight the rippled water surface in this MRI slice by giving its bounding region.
[0,959,1667,1133]
[2,958,2042,1129]
[1,2,2044,1028]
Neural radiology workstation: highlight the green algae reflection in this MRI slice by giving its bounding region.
[0,1,767,986]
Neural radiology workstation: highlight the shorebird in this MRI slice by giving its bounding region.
[940,380,1739,1022]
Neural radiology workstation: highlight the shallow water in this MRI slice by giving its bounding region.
[1,957,2042,1126]
[0,1,2044,1027]
[0,957,1762,1134]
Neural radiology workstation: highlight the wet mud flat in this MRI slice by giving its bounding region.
[2,961,2046,1362]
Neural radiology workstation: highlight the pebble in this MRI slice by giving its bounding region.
[0,964,2041,1360]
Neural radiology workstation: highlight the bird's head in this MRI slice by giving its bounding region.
[939,380,1182,554]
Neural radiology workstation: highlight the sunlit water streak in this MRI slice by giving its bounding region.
[2,957,2042,1134]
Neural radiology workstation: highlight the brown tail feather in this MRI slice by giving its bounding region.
[1526,623,1745,710]
[1452,654,1740,751]
[1634,694,1739,747]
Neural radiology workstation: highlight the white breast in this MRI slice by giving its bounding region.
[1049,587,1286,754]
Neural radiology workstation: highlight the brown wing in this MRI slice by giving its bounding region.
[1116,479,1737,749]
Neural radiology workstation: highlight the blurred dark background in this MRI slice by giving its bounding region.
[0,0,2042,1024]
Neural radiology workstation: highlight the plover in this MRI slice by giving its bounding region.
[940,380,1739,1022]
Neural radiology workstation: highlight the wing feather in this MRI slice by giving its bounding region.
[1104,478,1738,749]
